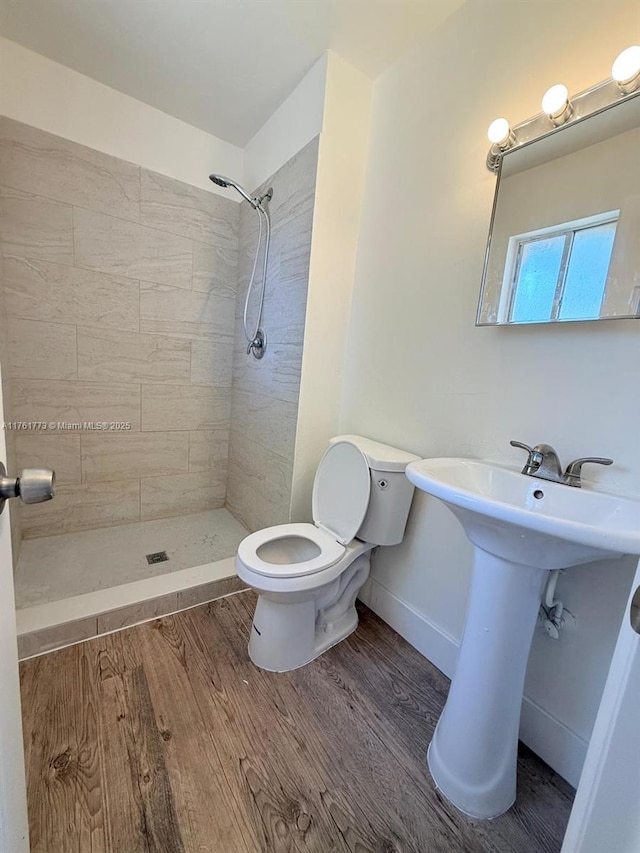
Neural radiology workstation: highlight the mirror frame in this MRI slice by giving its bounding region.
[477,86,640,327]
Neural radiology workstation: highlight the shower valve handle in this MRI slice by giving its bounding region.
[0,462,55,513]
[247,329,267,360]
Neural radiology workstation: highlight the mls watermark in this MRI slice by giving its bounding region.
[3,421,133,431]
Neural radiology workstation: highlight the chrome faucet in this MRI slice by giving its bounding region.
[510,441,613,488]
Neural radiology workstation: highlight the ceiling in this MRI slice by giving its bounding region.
[0,0,464,146]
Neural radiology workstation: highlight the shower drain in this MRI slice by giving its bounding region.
[146,550,169,565]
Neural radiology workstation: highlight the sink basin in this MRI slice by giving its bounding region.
[406,458,640,569]
[405,457,640,820]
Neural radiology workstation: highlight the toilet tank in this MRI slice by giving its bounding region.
[329,435,420,546]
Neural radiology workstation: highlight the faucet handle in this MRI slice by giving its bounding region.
[564,457,613,487]
[510,440,543,461]
[510,440,544,474]
[510,440,533,454]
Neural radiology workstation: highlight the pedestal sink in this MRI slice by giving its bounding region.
[406,458,640,819]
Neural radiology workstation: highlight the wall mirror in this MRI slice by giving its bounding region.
[477,93,640,326]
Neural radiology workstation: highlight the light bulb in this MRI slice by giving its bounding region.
[487,117,512,147]
[612,45,640,92]
[542,84,572,125]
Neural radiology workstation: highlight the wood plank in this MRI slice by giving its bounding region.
[20,643,106,853]
[99,661,185,853]
[167,601,367,852]
[19,592,574,853]
[142,604,348,852]
[205,595,468,852]
[134,615,258,853]
[322,604,574,853]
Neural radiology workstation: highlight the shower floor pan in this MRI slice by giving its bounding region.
[14,508,249,658]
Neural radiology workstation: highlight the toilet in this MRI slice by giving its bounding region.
[236,434,420,672]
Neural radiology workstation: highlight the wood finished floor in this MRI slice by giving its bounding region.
[20,592,574,853]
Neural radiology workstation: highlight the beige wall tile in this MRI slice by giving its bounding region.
[81,431,189,482]
[188,430,229,473]
[230,389,297,461]
[8,318,77,380]
[278,229,313,285]
[232,341,302,403]
[0,118,140,221]
[142,384,230,431]
[262,272,309,345]
[140,471,225,521]
[15,434,82,484]
[74,207,192,289]
[226,430,293,532]
[265,137,318,227]
[9,501,21,568]
[10,379,141,431]
[97,594,178,633]
[140,284,235,339]
[176,578,246,610]
[3,256,139,331]
[140,168,238,246]
[225,139,317,528]
[0,126,275,538]
[190,337,234,386]
[18,617,98,659]
[77,327,190,384]
[0,186,73,264]
[192,240,237,298]
[21,479,140,538]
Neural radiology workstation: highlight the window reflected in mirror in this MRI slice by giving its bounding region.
[507,214,618,323]
[477,93,640,326]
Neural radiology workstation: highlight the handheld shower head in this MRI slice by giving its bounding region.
[209,173,256,207]
[208,169,273,360]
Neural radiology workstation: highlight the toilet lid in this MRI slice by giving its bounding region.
[312,441,371,545]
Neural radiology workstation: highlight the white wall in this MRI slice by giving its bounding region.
[243,54,327,193]
[290,52,372,521]
[0,37,243,197]
[0,376,29,851]
[342,0,640,786]
[0,37,331,200]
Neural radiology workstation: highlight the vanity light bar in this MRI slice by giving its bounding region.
[486,44,640,173]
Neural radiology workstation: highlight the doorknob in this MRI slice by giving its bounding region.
[631,586,640,635]
[0,462,55,514]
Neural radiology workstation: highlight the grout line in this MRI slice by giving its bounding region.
[0,175,232,245]
[71,206,76,267]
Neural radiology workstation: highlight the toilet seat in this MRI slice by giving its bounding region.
[238,442,372,581]
[237,522,346,579]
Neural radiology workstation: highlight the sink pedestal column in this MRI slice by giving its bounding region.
[427,548,546,818]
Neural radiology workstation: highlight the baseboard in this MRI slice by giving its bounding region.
[15,557,246,660]
[359,577,587,788]
[520,694,587,789]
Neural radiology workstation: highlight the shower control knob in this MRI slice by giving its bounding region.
[0,462,55,513]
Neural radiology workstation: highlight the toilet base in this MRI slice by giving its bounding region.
[248,596,359,672]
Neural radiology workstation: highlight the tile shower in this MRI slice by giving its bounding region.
[0,117,318,622]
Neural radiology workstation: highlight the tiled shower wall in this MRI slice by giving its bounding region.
[227,138,318,531]
[0,117,239,544]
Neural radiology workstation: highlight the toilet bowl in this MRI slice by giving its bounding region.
[236,435,419,672]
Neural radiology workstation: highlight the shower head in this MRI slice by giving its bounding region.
[209,173,256,207]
